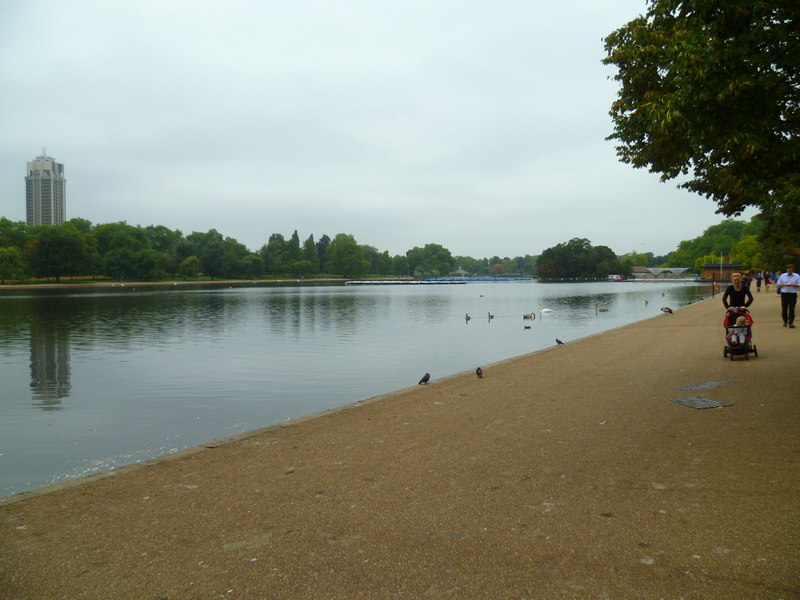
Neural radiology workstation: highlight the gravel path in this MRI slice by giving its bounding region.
[2,291,798,599]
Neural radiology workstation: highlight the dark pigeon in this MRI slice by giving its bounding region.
[476,367,483,378]
[418,372,430,385]
[556,338,564,345]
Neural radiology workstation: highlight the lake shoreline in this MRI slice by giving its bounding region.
[0,277,349,290]
[1,280,712,498]
[2,291,797,598]
[0,277,708,291]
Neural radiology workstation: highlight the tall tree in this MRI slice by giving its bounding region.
[604,2,799,250]
[392,255,409,277]
[537,238,616,279]
[316,234,331,273]
[93,222,147,256]
[240,254,264,278]
[302,234,320,273]
[179,255,200,278]
[665,219,748,267]
[104,248,136,280]
[27,225,92,282]
[0,218,29,249]
[286,230,302,263]
[326,234,369,278]
[0,246,26,283]
[260,233,287,276]
[198,230,228,279]
[405,243,454,278]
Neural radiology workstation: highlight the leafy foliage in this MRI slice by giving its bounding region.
[0,246,25,283]
[405,243,454,278]
[27,225,95,282]
[537,238,623,279]
[604,1,800,255]
[326,234,369,278]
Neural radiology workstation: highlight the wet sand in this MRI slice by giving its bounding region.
[1,291,798,599]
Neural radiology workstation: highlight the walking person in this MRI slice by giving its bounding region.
[776,265,800,328]
[722,272,753,310]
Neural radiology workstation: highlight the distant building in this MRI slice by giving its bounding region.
[699,263,744,281]
[630,266,693,279]
[25,152,66,226]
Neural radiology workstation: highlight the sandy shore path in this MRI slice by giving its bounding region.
[1,291,798,599]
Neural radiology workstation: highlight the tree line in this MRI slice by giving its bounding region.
[535,216,775,281]
[0,217,539,284]
[0,214,779,285]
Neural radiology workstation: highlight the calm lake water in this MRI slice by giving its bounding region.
[0,280,711,497]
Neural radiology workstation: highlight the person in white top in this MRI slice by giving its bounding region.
[776,264,800,328]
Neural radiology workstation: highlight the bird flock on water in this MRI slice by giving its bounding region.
[416,296,676,386]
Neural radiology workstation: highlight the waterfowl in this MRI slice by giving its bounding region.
[660,306,673,315]
[476,367,483,378]
[418,372,431,384]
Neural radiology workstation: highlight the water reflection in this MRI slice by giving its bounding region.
[29,316,71,408]
[0,281,713,497]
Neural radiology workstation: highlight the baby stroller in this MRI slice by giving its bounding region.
[723,307,758,360]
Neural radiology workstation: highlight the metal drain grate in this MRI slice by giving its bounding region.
[667,395,733,409]
[678,380,733,391]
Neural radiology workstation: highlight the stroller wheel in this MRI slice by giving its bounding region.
[753,345,758,357]
[723,347,728,358]
[730,350,735,361]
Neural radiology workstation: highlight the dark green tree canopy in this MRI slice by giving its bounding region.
[326,233,369,278]
[537,238,623,279]
[405,243,454,278]
[603,2,799,230]
[0,217,541,282]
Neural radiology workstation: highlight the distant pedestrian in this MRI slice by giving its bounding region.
[722,273,753,310]
[763,271,770,292]
[755,273,762,293]
[775,272,783,296]
[776,265,800,328]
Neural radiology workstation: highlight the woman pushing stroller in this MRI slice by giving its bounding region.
[722,273,757,359]
[722,272,753,311]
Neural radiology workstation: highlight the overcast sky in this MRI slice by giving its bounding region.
[0,1,751,258]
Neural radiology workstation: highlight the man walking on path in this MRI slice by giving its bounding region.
[776,264,800,327]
